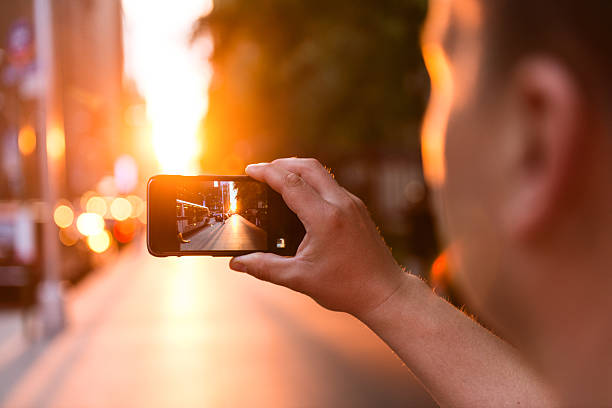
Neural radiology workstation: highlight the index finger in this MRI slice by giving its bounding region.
[246,162,330,228]
[269,158,346,204]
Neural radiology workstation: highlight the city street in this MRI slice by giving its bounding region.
[0,241,436,407]
[181,215,267,252]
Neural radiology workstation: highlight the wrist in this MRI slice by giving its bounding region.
[357,272,432,328]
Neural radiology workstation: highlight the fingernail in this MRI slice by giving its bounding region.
[246,162,267,171]
[230,258,247,273]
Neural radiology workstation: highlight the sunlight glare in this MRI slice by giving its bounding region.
[122,0,213,174]
[229,182,237,212]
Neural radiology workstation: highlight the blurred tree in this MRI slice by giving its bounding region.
[194,0,438,277]
[234,180,266,212]
[194,0,428,173]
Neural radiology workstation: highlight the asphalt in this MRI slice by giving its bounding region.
[181,214,267,252]
[0,240,436,408]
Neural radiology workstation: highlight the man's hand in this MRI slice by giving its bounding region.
[229,158,411,318]
[229,158,559,407]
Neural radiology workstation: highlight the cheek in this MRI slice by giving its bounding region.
[443,112,510,314]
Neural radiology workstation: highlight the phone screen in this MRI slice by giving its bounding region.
[148,175,304,257]
[176,180,268,251]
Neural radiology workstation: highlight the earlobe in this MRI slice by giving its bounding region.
[503,57,585,240]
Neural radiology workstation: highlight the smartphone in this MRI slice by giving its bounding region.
[147,175,305,257]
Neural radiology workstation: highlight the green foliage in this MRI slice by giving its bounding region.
[195,0,429,172]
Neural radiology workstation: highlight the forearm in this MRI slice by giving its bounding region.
[358,274,557,408]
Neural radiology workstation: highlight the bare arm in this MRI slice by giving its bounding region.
[230,158,557,407]
[360,274,556,407]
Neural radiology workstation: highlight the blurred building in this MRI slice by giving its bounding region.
[54,0,124,198]
[0,0,125,315]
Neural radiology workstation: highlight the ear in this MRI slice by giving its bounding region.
[502,57,586,240]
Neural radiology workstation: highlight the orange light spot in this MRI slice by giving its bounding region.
[59,228,79,246]
[430,250,450,287]
[113,219,137,243]
[18,126,36,155]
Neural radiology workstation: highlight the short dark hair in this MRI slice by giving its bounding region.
[481,1,612,103]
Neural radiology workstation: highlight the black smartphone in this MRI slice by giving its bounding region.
[147,175,305,257]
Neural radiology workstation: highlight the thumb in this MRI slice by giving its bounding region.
[229,253,293,285]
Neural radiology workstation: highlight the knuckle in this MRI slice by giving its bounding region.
[338,195,361,214]
[326,205,345,228]
[284,171,304,188]
[304,158,322,170]
[271,158,286,166]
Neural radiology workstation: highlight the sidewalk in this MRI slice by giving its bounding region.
[0,309,27,373]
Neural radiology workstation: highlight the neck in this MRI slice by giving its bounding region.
[519,244,612,405]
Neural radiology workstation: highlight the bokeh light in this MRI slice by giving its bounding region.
[80,190,97,211]
[59,227,80,247]
[87,230,112,253]
[97,176,118,197]
[53,205,74,229]
[18,125,36,156]
[110,197,132,221]
[76,213,105,236]
[113,219,137,243]
[86,196,108,217]
[114,155,139,193]
[127,195,145,218]
[46,126,66,160]
[138,201,147,224]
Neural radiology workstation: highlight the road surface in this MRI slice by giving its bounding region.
[0,240,436,407]
[181,214,267,251]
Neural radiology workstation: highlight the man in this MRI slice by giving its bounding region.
[229,0,612,405]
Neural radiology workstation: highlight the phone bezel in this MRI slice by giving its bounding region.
[147,174,304,257]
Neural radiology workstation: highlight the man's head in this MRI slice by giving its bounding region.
[421,0,612,393]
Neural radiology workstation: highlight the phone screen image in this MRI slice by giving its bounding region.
[176,180,268,251]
